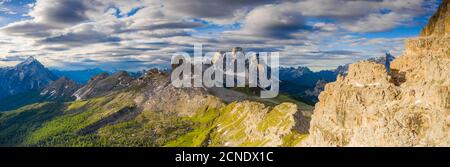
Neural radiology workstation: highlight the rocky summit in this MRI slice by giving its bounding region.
[0,57,57,99]
[40,77,81,101]
[303,1,450,147]
[73,71,134,100]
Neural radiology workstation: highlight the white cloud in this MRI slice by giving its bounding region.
[0,0,439,71]
[341,12,408,33]
[233,2,308,39]
[313,22,338,32]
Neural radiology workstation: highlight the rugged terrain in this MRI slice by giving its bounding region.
[280,53,395,104]
[303,0,450,147]
[0,67,310,147]
[0,57,57,99]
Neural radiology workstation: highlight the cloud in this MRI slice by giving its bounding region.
[29,0,100,26]
[295,0,429,33]
[141,29,192,38]
[127,19,204,31]
[0,6,16,15]
[160,0,277,24]
[0,0,440,71]
[320,50,362,56]
[38,24,121,46]
[341,12,408,33]
[0,20,56,37]
[0,0,102,38]
[0,55,27,62]
[230,2,311,39]
[313,22,338,32]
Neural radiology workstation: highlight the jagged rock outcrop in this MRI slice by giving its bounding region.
[132,69,220,117]
[420,0,450,37]
[40,77,81,101]
[73,71,133,100]
[303,1,450,147]
[279,53,395,103]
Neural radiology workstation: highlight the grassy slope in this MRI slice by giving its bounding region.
[231,87,313,112]
[0,92,197,147]
[0,92,309,147]
[0,102,64,146]
[0,90,44,112]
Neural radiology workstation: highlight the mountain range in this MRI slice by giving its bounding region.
[0,51,394,147]
[0,0,447,147]
[51,68,107,84]
[279,53,395,104]
[0,60,310,146]
[0,57,57,99]
[0,51,390,109]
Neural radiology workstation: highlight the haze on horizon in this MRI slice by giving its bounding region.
[0,0,441,71]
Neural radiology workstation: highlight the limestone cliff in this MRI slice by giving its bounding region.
[302,1,450,147]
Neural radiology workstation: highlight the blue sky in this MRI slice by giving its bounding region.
[0,0,442,71]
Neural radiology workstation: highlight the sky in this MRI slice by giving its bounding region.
[0,0,442,71]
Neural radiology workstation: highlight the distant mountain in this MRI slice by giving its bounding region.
[0,50,395,146]
[40,77,81,101]
[0,51,312,147]
[280,67,321,88]
[279,67,323,104]
[0,76,80,112]
[279,53,396,103]
[0,57,57,99]
[0,68,309,147]
[330,52,396,77]
[51,68,107,84]
[73,71,134,100]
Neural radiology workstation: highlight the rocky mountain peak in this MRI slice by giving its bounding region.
[21,56,38,64]
[40,77,81,101]
[15,56,45,69]
[0,56,57,99]
[89,72,110,82]
[345,61,390,86]
[73,71,133,100]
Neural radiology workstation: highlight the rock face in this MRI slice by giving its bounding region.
[420,0,450,37]
[73,71,133,100]
[303,1,450,147]
[132,69,218,117]
[279,53,395,103]
[0,57,57,99]
[40,77,81,101]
